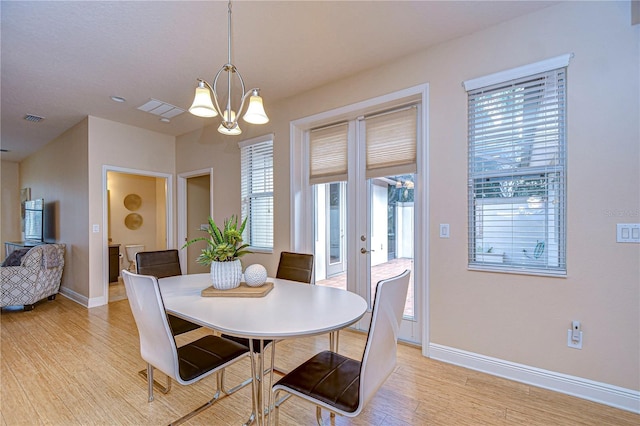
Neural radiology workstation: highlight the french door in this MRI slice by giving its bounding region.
[325,182,346,277]
[312,105,422,343]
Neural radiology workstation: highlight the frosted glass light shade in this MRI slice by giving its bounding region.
[218,110,241,135]
[218,124,242,135]
[243,93,269,124]
[189,83,218,118]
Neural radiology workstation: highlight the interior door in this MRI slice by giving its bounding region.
[185,175,211,274]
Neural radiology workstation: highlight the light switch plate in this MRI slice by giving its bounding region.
[439,224,450,238]
[617,223,640,243]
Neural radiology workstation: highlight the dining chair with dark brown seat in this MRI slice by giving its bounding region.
[276,251,343,352]
[275,251,314,283]
[271,269,411,425]
[135,250,202,393]
[219,251,315,394]
[122,270,251,425]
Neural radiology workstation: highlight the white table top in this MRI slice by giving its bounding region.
[158,273,368,340]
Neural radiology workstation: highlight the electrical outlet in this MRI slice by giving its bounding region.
[567,321,583,349]
[617,223,640,243]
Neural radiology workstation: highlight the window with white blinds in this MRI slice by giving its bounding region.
[309,123,348,185]
[364,106,417,178]
[239,135,273,251]
[466,66,567,275]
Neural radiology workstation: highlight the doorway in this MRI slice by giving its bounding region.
[104,166,173,303]
[177,169,213,274]
[291,84,429,347]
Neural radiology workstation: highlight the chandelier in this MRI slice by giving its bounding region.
[188,0,268,135]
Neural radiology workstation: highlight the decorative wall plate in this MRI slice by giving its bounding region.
[124,213,143,230]
[123,193,142,211]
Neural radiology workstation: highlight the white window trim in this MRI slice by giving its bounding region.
[463,53,573,91]
[238,133,274,149]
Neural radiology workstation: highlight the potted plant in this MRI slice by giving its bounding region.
[182,215,251,290]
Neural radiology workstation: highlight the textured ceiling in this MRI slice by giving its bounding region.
[1,1,556,162]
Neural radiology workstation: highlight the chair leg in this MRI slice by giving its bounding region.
[272,366,288,376]
[147,364,154,402]
[316,406,323,426]
[220,368,252,395]
[273,389,283,426]
[139,367,171,394]
[166,370,249,426]
[168,384,223,426]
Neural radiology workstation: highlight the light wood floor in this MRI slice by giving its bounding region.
[1,296,638,426]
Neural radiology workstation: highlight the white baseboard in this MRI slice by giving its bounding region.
[59,287,107,308]
[59,286,88,307]
[429,343,640,414]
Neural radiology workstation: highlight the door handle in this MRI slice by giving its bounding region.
[360,247,375,254]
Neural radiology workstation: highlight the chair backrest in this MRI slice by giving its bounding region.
[275,251,314,284]
[136,250,182,278]
[121,270,179,381]
[358,269,410,412]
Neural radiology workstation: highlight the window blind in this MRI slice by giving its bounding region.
[467,68,567,275]
[309,123,348,184]
[364,106,417,178]
[240,137,273,250]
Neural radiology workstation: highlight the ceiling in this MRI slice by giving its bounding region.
[1,1,557,163]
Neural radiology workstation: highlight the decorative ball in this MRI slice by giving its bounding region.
[244,264,267,287]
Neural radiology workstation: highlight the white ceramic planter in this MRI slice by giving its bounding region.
[210,259,242,290]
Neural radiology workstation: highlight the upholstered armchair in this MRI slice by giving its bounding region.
[1,244,66,310]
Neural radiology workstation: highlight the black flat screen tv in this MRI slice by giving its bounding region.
[24,199,44,242]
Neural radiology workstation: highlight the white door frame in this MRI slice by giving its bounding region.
[102,165,174,303]
[289,83,429,352]
[325,182,347,277]
[177,168,214,273]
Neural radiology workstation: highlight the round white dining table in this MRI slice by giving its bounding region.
[159,274,367,340]
[158,273,367,426]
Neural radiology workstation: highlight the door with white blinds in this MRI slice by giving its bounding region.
[312,105,421,343]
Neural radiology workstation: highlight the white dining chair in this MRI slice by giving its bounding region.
[134,250,202,394]
[271,269,410,425]
[122,270,251,425]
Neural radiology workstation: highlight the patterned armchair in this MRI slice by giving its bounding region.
[1,244,66,311]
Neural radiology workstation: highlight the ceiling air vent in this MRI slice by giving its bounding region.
[137,99,185,120]
[24,114,45,123]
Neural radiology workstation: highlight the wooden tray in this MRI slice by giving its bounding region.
[201,281,274,298]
